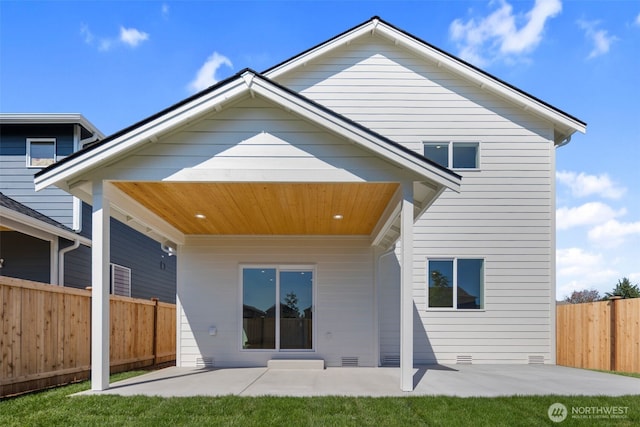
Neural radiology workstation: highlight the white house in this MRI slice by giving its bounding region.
[34,17,586,392]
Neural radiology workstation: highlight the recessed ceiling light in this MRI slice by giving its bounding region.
[333,214,343,220]
[195,213,206,219]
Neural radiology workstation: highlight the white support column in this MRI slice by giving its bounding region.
[91,181,110,391]
[400,182,414,391]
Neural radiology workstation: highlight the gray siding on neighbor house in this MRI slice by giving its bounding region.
[0,124,76,228]
[0,231,50,283]
[63,203,177,302]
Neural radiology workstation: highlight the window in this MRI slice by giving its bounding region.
[423,142,479,169]
[428,258,483,309]
[241,266,314,350]
[26,138,56,168]
[110,263,132,297]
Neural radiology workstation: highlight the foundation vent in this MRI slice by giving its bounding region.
[456,355,473,365]
[382,354,400,367]
[341,356,359,367]
[196,357,214,368]
[528,355,545,365]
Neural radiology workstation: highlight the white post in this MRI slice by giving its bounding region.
[400,183,414,391]
[91,181,110,391]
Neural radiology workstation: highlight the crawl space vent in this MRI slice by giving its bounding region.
[456,355,473,364]
[196,357,214,368]
[341,356,359,367]
[382,354,400,367]
[528,355,545,365]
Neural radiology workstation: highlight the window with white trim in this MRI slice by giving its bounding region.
[423,142,479,169]
[26,138,56,168]
[427,258,484,309]
[110,263,132,297]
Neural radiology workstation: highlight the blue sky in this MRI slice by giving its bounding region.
[1,1,638,299]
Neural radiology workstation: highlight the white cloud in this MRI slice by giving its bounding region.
[556,247,619,299]
[635,12,640,27]
[556,170,626,199]
[80,23,94,44]
[188,52,233,93]
[449,0,562,66]
[588,219,640,247]
[119,27,149,48]
[577,20,617,59]
[80,24,149,51]
[556,202,625,230]
[162,3,170,19]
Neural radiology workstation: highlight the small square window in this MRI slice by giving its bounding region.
[423,141,479,169]
[423,143,449,168]
[27,138,56,168]
[428,258,484,310]
[452,143,479,169]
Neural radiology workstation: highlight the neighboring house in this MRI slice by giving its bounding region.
[34,17,585,391]
[0,114,176,302]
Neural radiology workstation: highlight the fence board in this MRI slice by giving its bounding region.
[556,298,639,373]
[0,277,176,397]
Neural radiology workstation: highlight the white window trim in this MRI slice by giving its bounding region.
[426,257,485,311]
[423,141,481,171]
[239,264,316,353]
[110,263,132,297]
[26,138,57,168]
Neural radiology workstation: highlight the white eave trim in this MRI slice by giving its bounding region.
[265,19,586,137]
[0,206,92,246]
[0,113,105,140]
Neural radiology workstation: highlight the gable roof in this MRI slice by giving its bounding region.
[264,16,586,144]
[35,69,461,193]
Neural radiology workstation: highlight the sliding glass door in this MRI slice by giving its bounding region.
[242,266,313,351]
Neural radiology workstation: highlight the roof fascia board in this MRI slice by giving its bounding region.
[34,79,248,192]
[265,18,585,136]
[0,113,105,139]
[250,76,461,192]
[0,206,92,246]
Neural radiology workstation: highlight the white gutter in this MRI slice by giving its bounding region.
[58,239,81,286]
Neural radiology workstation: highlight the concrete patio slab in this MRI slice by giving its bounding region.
[77,365,640,398]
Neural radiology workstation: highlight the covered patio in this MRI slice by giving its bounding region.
[77,364,640,397]
[34,70,462,392]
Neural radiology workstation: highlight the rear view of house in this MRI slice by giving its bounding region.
[34,17,585,391]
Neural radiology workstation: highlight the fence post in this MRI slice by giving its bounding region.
[151,298,159,367]
[609,296,621,371]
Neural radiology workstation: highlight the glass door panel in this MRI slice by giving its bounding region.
[242,268,276,349]
[279,270,313,350]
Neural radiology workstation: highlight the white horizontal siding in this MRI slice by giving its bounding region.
[177,237,376,368]
[100,97,410,184]
[278,35,556,364]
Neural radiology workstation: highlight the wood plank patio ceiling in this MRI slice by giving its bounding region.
[113,182,400,235]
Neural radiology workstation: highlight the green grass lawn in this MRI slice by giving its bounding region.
[1,372,638,426]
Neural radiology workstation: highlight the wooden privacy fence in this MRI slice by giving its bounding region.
[0,276,176,397]
[557,297,640,373]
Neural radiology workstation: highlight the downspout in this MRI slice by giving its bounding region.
[375,243,397,366]
[58,239,81,286]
